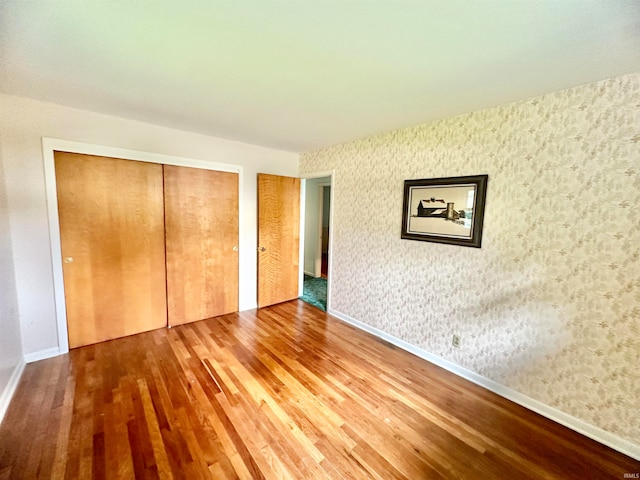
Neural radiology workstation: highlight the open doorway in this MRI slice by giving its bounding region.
[300,175,331,311]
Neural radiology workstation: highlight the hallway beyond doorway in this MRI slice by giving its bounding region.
[300,275,326,311]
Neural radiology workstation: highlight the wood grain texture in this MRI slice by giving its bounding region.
[164,166,239,326]
[257,173,300,308]
[1,300,637,479]
[54,151,167,348]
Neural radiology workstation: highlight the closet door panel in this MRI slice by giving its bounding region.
[164,165,239,326]
[55,152,167,348]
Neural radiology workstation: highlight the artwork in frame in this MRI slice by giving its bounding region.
[401,174,488,248]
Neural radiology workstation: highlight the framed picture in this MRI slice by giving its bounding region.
[401,174,488,248]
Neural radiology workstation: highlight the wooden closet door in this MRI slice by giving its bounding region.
[257,173,300,307]
[54,152,167,348]
[164,165,239,326]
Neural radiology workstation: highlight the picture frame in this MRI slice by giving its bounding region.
[401,174,488,248]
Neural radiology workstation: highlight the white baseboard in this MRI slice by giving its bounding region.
[328,308,640,461]
[0,358,25,424]
[303,270,316,277]
[239,302,258,312]
[24,347,60,364]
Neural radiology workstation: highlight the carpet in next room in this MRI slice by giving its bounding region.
[300,275,327,311]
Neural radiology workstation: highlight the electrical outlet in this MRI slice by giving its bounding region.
[452,334,461,348]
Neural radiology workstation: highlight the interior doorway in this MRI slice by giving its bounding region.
[300,175,332,311]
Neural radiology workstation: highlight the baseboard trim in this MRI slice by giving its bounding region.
[0,358,25,424]
[328,308,640,461]
[24,347,61,364]
[239,302,258,312]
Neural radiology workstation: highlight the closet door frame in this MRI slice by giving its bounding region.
[43,138,242,354]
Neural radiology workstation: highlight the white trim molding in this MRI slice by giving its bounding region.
[24,347,61,364]
[42,137,244,355]
[0,359,25,424]
[328,308,640,462]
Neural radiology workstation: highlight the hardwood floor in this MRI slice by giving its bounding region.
[1,301,638,479]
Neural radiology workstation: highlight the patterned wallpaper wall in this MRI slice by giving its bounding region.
[300,73,640,446]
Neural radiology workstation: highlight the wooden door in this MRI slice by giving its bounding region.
[164,165,239,326]
[55,152,167,348]
[257,173,300,307]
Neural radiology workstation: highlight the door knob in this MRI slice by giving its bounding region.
[64,257,74,264]
[232,245,238,252]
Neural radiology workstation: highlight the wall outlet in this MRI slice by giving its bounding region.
[452,334,461,348]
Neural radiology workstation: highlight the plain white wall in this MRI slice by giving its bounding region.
[0,93,299,357]
[303,177,320,275]
[0,135,23,401]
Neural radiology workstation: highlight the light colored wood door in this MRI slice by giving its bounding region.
[54,152,167,348]
[257,173,300,307]
[164,165,239,326]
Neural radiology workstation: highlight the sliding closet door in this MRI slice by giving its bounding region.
[55,152,167,348]
[164,165,239,326]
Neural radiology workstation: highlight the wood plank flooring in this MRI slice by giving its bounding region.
[1,300,638,479]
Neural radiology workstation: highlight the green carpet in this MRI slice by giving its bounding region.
[300,275,327,311]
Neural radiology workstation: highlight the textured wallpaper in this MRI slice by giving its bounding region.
[300,73,640,446]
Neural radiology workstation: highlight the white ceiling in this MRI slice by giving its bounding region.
[2,1,640,152]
